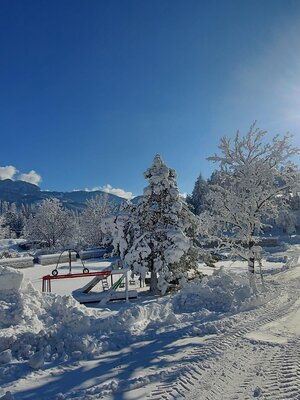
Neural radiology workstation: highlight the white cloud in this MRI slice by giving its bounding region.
[75,184,134,200]
[100,184,133,200]
[19,170,42,186]
[0,165,18,180]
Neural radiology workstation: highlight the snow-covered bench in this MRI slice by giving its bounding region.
[0,256,34,269]
[38,252,77,266]
[79,249,107,260]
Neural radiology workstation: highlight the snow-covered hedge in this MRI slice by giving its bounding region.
[37,252,77,266]
[0,256,34,269]
[257,237,279,247]
[79,248,107,260]
[266,255,288,263]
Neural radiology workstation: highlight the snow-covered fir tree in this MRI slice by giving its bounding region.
[276,208,297,236]
[0,214,8,239]
[202,123,300,288]
[186,173,208,215]
[25,198,75,248]
[101,201,132,258]
[80,194,114,247]
[112,155,199,294]
[3,203,25,238]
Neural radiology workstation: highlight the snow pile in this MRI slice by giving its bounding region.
[0,268,266,377]
[106,300,180,336]
[0,239,25,252]
[0,266,23,292]
[0,283,104,369]
[174,269,255,313]
[0,266,24,329]
[104,269,259,336]
[0,289,25,329]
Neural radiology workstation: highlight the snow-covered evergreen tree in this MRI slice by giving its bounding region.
[115,155,199,294]
[25,198,75,248]
[102,201,132,258]
[3,204,25,238]
[276,208,297,236]
[203,123,300,288]
[186,173,208,215]
[0,214,8,239]
[79,194,114,248]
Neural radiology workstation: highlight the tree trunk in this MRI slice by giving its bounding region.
[248,256,257,291]
[247,239,257,291]
[258,259,265,288]
[150,270,161,295]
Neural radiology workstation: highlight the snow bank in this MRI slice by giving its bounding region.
[0,239,26,252]
[0,269,265,377]
[0,266,23,291]
[0,284,101,360]
[0,267,25,329]
[174,269,253,313]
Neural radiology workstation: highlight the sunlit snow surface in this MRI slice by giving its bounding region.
[0,241,300,400]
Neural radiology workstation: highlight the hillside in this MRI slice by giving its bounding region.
[0,179,128,210]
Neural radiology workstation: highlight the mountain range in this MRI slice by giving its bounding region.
[0,179,134,210]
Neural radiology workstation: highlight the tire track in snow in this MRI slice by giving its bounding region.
[148,286,300,400]
[262,337,300,400]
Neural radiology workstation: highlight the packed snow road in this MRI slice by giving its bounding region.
[149,265,300,400]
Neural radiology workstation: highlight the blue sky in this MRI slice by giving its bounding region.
[0,0,300,198]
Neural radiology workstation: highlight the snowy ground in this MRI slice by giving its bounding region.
[0,243,300,400]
